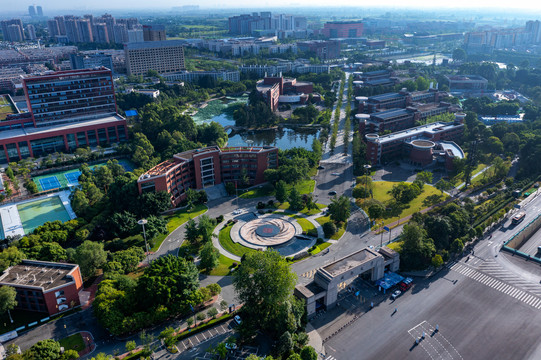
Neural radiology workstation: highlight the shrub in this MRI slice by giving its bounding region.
[352,186,370,199]
[267,200,274,207]
[196,313,206,322]
[208,308,218,319]
[323,221,337,238]
[316,238,324,245]
[216,215,224,223]
[257,202,265,209]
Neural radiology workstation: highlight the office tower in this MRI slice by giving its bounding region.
[28,5,36,17]
[36,6,43,16]
[125,40,185,75]
[70,53,114,71]
[143,25,166,41]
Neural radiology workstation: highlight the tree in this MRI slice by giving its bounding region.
[198,215,216,244]
[288,188,304,211]
[367,203,385,220]
[186,188,198,209]
[112,247,145,274]
[416,171,433,185]
[200,242,219,271]
[452,48,466,62]
[328,195,351,223]
[300,346,318,360]
[90,353,112,360]
[400,222,436,270]
[431,254,444,268]
[0,247,25,271]
[275,180,288,203]
[185,219,200,246]
[286,355,301,360]
[137,255,200,311]
[323,221,337,238]
[207,307,218,318]
[125,341,136,353]
[225,182,236,196]
[232,250,301,337]
[0,286,17,315]
[435,180,452,194]
[63,350,80,360]
[25,339,62,360]
[138,191,171,217]
[73,241,108,278]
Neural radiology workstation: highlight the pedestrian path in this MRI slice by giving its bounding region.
[407,321,462,360]
[477,259,541,296]
[325,356,338,360]
[448,261,541,309]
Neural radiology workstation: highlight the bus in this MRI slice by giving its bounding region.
[512,212,526,225]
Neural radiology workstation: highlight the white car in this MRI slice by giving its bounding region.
[234,315,242,325]
[232,209,242,215]
[391,290,402,300]
[331,172,340,176]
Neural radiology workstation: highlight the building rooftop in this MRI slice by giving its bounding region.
[321,248,379,277]
[369,92,401,102]
[371,108,412,121]
[125,40,186,50]
[0,260,79,292]
[446,74,487,82]
[440,141,465,159]
[368,121,463,145]
[0,114,125,142]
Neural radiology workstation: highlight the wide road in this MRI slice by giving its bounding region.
[325,264,541,360]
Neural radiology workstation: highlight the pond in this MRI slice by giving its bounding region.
[193,97,320,150]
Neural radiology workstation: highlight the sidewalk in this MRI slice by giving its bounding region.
[78,331,96,358]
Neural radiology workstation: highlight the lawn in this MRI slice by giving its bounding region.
[59,333,85,353]
[363,181,449,227]
[309,242,332,255]
[315,216,346,240]
[209,255,235,276]
[150,204,208,251]
[239,180,316,199]
[277,202,325,214]
[218,223,259,258]
[386,241,403,252]
[286,215,318,237]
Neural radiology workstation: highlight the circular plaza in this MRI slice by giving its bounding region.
[231,213,304,249]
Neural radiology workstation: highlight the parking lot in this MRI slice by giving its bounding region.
[177,320,234,353]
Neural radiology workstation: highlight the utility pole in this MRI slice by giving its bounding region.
[138,219,150,265]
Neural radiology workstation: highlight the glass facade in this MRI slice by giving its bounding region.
[77,131,87,146]
[0,145,6,163]
[66,134,76,149]
[30,136,65,157]
[18,141,30,159]
[87,130,97,146]
[6,143,18,159]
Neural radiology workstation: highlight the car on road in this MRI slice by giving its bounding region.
[233,209,242,215]
[234,315,242,325]
[328,191,337,196]
[318,165,325,170]
[331,172,340,176]
[225,343,237,351]
[391,290,402,300]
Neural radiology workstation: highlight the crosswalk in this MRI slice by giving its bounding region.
[448,261,541,309]
[325,356,337,360]
[477,259,541,296]
[301,269,317,279]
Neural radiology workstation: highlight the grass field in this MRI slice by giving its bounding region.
[309,242,332,255]
[209,254,235,276]
[315,216,346,240]
[218,223,259,258]
[285,215,318,237]
[150,204,208,251]
[364,181,449,227]
[59,333,85,353]
[239,180,316,199]
[386,241,403,252]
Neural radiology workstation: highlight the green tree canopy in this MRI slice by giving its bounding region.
[328,195,351,223]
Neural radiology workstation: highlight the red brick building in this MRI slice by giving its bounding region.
[0,67,127,163]
[256,76,315,111]
[138,146,279,206]
[322,21,363,38]
[0,260,83,315]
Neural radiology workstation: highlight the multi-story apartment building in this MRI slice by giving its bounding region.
[322,21,363,38]
[124,40,185,76]
[138,146,279,206]
[1,19,24,42]
[0,67,127,162]
[27,25,37,41]
[0,260,83,315]
[143,25,166,41]
[365,114,465,169]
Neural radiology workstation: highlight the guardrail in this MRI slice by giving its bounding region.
[502,212,541,264]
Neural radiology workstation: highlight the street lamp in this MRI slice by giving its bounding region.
[138,219,150,265]
[363,164,372,199]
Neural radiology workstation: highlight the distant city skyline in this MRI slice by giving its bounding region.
[9,1,541,11]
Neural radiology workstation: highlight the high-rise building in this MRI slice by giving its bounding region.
[76,19,93,43]
[36,6,43,16]
[113,24,128,44]
[47,19,60,39]
[1,19,24,42]
[26,24,36,41]
[64,19,79,43]
[0,67,127,162]
[127,29,144,43]
[125,40,185,75]
[93,23,109,43]
[28,5,36,17]
[55,16,67,35]
[228,12,307,35]
[143,25,166,41]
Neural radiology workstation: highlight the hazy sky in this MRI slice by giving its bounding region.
[13,0,541,11]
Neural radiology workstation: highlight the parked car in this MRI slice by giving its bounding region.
[234,315,242,325]
[328,191,337,196]
[398,278,413,292]
[391,290,402,300]
[331,172,340,176]
[318,165,325,170]
[225,343,237,351]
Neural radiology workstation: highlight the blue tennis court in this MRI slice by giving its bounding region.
[64,171,82,184]
[39,176,61,191]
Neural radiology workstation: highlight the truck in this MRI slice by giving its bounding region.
[398,278,413,292]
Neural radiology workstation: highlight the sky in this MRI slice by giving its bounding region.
[12,0,541,11]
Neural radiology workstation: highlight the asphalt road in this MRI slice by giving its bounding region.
[325,265,541,360]
[313,163,355,205]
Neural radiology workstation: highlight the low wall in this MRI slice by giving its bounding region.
[502,212,541,264]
